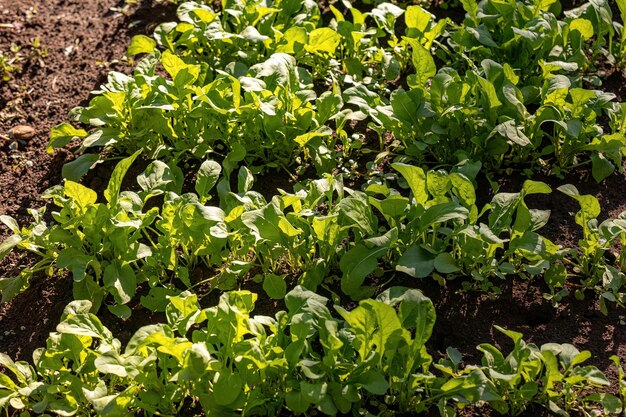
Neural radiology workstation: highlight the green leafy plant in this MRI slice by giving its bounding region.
[558,184,626,313]
[0,288,620,416]
[475,326,621,416]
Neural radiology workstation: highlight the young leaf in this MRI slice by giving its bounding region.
[48,123,87,152]
[62,154,100,182]
[396,246,436,278]
[404,38,436,87]
[305,28,340,56]
[64,181,97,209]
[195,160,221,200]
[0,235,22,261]
[103,261,136,305]
[557,184,601,227]
[137,161,175,196]
[434,253,460,274]
[590,153,615,183]
[340,244,387,295]
[392,163,428,205]
[263,274,287,300]
[460,0,479,22]
[213,370,243,406]
[405,5,433,32]
[358,370,389,395]
[104,150,141,206]
[238,166,254,194]
[126,35,156,56]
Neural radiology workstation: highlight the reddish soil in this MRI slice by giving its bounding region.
[0,1,625,416]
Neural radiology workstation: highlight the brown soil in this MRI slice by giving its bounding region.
[0,1,625,416]
[0,0,176,360]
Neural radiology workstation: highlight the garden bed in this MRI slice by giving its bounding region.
[1,0,625,415]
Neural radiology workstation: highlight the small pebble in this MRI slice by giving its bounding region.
[9,125,36,141]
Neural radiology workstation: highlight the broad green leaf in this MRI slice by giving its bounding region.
[570,18,594,40]
[434,253,460,274]
[0,235,21,261]
[316,91,343,125]
[359,370,389,395]
[0,275,28,303]
[300,381,326,404]
[126,35,156,56]
[337,299,403,362]
[390,89,420,126]
[181,342,212,379]
[195,160,221,200]
[460,0,479,21]
[238,166,254,194]
[419,202,468,230]
[584,393,622,413]
[440,370,501,402]
[57,248,94,282]
[337,193,377,236]
[294,131,331,147]
[536,0,558,11]
[213,370,243,406]
[286,390,309,414]
[492,120,530,147]
[557,184,601,226]
[242,204,288,243]
[404,38,436,87]
[62,154,100,181]
[522,180,551,195]
[285,286,329,318]
[167,291,199,326]
[305,28,340,56]
[378,287,436,350]
[450,173,476,206]
[161,49,199,83]
[617,0,626,29]
[426,170,450,197]
[103,261,136,305]
[57,310,112,340]
[94,351,127,377]
[140,287,177,312]
[137,160,175,196]
[477,77,502,109]
[240,26,268,42]
[488,192,521,233]
[72,276,105,313]
[392,163,428,205]
[340,244,387,295]
[104,150,141,205]
[263,274,287,299]
[276,26,307,54]
[64,180,97,209]
[590,153,615,183]
[0,215,18,233]
[107,304,132,318]
[48,123,87,152]
[125,324,171,355]
[405,5,432,32]
[251,53,296,86]
[396,246,435,278]
[510,231,545,255]
[378,195,409,220]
